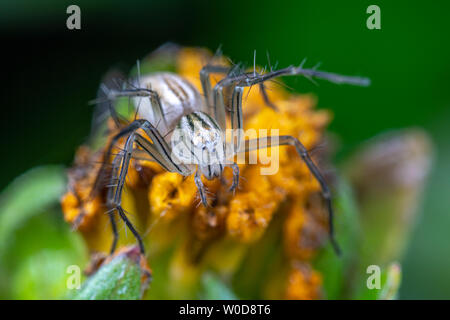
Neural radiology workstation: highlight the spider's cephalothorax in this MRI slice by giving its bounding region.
[174,111,227,180]
[92,50,370,256]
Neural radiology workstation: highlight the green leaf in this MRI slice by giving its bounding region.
[73,248,146,300]
[200,273,237,300]
[356,262,402,300]
[11,249,83,300]
[0,166,87,299]
[0,166,66,258]
[313,177,361,299]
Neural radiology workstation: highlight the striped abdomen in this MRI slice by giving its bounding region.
[132,72,204,138]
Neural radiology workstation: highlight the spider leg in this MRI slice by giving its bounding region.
[228,162,240,192]
[259,82,278,111]
[107,132,145,253]
[106,153,122,254]
[200,65,230,112]
[90,70,127,135]
[212,63,369,145]
[194,169,209,206]
[108,86,169,131]
[91,118,191,198]
[219,64,370,88]
[216,83,249,153]
[91,77,169,130]
[230,85,245,152]
[240,135,341,256]
[212,82,228,131]
[213,64,370,146]
[208,61,364,254]
[199,64,230,131]
[203,65,282,132]
[90,120,149,199]
[91,121,140,199]
[215,61,370,153]
[98,119,190,254]
[108,212,119,254]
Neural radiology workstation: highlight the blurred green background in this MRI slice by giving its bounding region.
[0,0,449,299]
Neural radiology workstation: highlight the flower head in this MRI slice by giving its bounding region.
[61,46,333,299]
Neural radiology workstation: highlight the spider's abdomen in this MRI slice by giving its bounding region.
[132,72,204,137]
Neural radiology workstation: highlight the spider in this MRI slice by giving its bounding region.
[89,46,370,257]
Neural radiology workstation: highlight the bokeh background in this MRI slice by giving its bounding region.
[0,0,449,299]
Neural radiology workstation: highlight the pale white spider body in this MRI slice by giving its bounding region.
[130,72,226,179]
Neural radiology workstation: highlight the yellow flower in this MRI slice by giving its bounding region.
[61,46,332,299]
[285,262,322,300]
